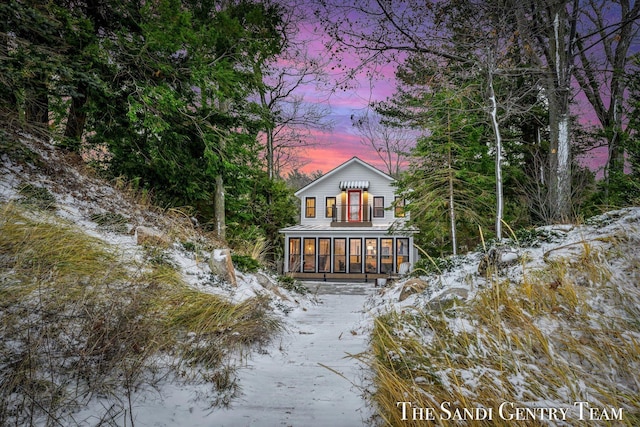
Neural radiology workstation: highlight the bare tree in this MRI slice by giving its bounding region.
[573,0,640,201]
[255,0,334,179]
[351,111,414,177]
[486,51,505,240]
[504,0,579,222]
[318,0,637,223]
[317,0,546,237]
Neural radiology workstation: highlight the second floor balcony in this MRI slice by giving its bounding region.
[330,202,382,227]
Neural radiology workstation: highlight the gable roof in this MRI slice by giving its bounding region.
[294,157,394,196]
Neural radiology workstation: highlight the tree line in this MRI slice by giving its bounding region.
[1,0,333,262]
[2,0,639,261]
[317,0,640,256]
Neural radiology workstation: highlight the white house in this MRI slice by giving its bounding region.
[279,157,417,281]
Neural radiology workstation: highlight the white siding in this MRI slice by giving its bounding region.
[297,160,402,227]
[281,157,416,277]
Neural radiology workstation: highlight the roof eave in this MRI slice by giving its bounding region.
[294,157,394,197]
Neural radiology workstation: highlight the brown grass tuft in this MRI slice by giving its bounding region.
[0,202,282,424]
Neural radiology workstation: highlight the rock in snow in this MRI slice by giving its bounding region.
[209,248,238,286]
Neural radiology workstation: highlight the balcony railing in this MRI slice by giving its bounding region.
[330,202,374,226]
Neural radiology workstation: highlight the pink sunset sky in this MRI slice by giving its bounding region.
[284,16,405,175]
[294,64,400,174]
[295,65,610,178]
[291,11,612,178]
[297,90,396,174]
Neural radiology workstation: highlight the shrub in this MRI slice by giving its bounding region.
[90,211,129,233]
[277,275,310,295]
[413,255,462,275]
[17,183,56,210]
[231,254,260,273]
[364,233,640,427]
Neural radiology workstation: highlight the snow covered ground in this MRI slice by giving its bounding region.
[363,207,640,426]
[66,283,375,427]
[212,283,373,427]
[3,134,639,426]
[1,135,377,426]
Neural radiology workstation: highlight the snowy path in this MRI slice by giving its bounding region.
[130,282,375,427]
[213,281,374,427]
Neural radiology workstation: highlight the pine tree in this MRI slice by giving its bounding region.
[383,67,495,255]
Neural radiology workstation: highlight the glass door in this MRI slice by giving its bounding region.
[380,238,393,274]
[348,190,361,221]
[365,238,377,273]
[318,238,331,272]
[396,238,409,270]
[289,238,301,272]
[334,239,346,272]
[349,238,362,273]
[303,238,316,272]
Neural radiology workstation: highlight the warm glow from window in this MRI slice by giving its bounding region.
[305,197,316,218]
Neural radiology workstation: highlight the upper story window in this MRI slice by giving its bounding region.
[394,196,405,218]
[326,197,336,218]
[305,197,316,218]
[373,196,385,218]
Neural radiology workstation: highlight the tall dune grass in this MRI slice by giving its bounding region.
[366,234,640,426]
[0,203,281,425]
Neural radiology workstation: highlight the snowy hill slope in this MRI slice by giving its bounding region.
[365,207,640,426]
[1,134,308,304]
[0,134,313,425]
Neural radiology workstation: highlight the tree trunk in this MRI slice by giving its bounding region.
[548,103,572,222]
[487,60,503,240]
[64,82,88,151]
[547,4,577,223]
[214,97,228,242]
[260,88,275,181]
[447,111,457,255]
[513,0,577,223]
[448,146,457,256]
[214,173,226,241]
[604,105,624,203]
[253,61,276,180]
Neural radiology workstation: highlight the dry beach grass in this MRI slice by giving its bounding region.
[0,203,281,425]
[366,212,640,426]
